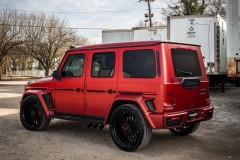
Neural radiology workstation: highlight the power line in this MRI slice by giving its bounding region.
[89,2,146,27]
[89,1,143,25]
[0,8,163,14]
[0,24,109,30]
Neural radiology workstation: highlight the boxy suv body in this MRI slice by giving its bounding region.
[20,41,213,151]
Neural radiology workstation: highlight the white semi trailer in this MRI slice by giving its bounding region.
[132,26,167,41]
[102,27,167,43]
[226,0,240,86]
[167,15,227,91]
[102,29,132,44]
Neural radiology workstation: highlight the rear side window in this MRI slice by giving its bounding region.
[171,49,202,77]
[91,52,115,77]
[61,54,85,77]
[123,50,156,78]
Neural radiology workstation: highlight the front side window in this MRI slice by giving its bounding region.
[91,52,115,77]
[171,49,202,77]
[123,50,156,78]
[61,54,85,77]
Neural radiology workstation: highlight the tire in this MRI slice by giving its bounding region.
[169,122,200,136]
[109,104,152,151]
[20,95,51,131]
[236,78,240,87]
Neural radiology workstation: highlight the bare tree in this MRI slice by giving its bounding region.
[8,51,34,71]
[17,13,83,76]
[205,0,226,18]
[161,0,226,19]
[0,10,25,79]
[161,0,207,17]
[135,20,165,27]
[135,20,149,27]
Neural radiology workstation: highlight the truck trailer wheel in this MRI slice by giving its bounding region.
[236,78,240,87]
[169,122,200,136]
[20,95,51,131]
[109,104,152,151]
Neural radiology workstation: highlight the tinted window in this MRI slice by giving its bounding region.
[171,49,202,77]
[61,54,85,77]
[91,52,115,77]
[123,50,156,78]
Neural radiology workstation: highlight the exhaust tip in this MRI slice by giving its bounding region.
[87,123,93,128]
[93,124,98,129]
[99,124,104,129]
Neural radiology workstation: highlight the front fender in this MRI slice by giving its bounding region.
[20,90,54,118]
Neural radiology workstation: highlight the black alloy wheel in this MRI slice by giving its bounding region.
[110,104,152,151]
[20,95,50,131]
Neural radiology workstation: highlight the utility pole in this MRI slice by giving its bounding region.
[139,0,155,27]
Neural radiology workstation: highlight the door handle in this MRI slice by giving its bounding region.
[107,89,115,94]
[75,88,83,92]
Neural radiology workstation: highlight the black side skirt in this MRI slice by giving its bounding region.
[54,112,105,124]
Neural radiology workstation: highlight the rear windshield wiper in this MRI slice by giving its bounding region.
[176,69,192,75]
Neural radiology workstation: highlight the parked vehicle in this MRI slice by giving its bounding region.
[20,41,213,151]
[167,15,227,91]
[102,26,167,44]
[133,26,167,41]
[226,0,240,86]
[102,29,132,44]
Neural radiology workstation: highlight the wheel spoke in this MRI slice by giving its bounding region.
[22,100,42,128]
[112,109,141,147]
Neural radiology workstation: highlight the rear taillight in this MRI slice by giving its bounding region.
[206,99,211,105]
[164,95,176,111]
[163,102,175,111]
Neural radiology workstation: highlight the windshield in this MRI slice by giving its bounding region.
[171,48,202,77]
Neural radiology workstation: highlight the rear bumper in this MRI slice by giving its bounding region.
[147,106,214,129]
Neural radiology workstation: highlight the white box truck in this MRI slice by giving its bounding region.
[226,0,240,86]
[102,27,167,43]
[102,29,132,44]
[167,15,227,91]
[133,26,167,41]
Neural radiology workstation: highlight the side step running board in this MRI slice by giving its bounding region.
[54,112,105,124]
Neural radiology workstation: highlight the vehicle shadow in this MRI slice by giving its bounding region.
[46,120,206,153]
[2,114,239,159]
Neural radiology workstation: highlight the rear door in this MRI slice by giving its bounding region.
[166,44,209,112]
[85,49,118,117]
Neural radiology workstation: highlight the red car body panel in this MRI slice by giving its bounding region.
[21,41,213,129]
[22,89,54,117]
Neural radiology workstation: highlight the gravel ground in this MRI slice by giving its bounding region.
[0,81,240,160]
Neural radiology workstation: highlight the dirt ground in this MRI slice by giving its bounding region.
[0,81,240,160]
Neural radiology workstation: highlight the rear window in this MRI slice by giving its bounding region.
[171,49,202,77]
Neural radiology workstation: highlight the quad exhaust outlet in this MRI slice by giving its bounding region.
[87,123,104,129]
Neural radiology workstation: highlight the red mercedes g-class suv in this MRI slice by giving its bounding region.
[20,41,213,151]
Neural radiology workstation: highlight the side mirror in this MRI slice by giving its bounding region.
[52,70,61,81]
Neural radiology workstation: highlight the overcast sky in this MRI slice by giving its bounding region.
[0,0,167,43]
